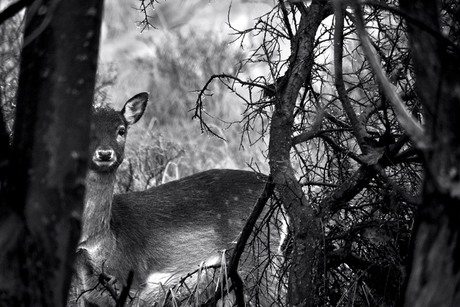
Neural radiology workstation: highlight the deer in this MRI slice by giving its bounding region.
[71,92,283,306]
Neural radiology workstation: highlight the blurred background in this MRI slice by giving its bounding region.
[97,0,274,190]
[0,0,276,191]
[0,0,274,192]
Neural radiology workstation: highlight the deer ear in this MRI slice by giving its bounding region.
[121,92,149,125]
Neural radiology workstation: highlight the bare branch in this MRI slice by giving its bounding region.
[334,4,371,154]
[137,0,156,31]
[207,176,275,307]
[279,0,294,40]
[193,74,271,139]
[353,4,426,149]
[319,134,364,164]
[360,0,460,55]
[291,108,326,145]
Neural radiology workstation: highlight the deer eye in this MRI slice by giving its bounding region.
[117,126,126,137]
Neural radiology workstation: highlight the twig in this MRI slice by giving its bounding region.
[228,175,275,307]
[204,176,276,307]
[359,0,460,55]
[193,74,271,139]
[291,108,326,145]
[116,271,134,307]
[99,271,119,302]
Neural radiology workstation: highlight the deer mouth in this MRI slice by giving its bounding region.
[91,158,119,172]
[94,160,116,166]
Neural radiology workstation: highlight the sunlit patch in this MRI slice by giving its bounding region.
[146,271,174,286]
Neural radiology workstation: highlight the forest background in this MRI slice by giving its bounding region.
[3,0,274,188]
[97,0,274,187]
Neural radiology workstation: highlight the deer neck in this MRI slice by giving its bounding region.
[80,170,116,246]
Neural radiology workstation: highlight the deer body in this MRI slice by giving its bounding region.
[74,93,268,306]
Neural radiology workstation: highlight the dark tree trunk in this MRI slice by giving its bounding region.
[0,0,104,305]
[268,2,328,306]
[400,0,460,306]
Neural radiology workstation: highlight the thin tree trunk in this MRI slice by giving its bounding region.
[0,0,104,305]
[268,2,328,306]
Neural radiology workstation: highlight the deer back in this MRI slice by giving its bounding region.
[110,169,266,285]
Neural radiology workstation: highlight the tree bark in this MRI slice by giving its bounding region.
[268,2,328,306]
[0,0,104,305]
[400,0,460,306]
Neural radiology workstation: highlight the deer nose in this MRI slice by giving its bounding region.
[95,149,115,162]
